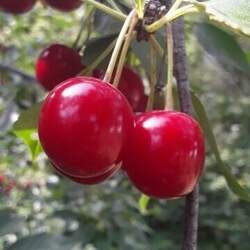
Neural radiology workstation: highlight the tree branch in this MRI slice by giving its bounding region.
[0,64,36,83]
[172,18,199,250]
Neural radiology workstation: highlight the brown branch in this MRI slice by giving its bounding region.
[0,64,36,83]
[172,18,199,250]
[173,19,192,114]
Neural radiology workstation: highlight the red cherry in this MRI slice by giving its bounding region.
[53,163,120,185]
[118,67,145,112]
[0,175,4,184]
[36,44,83,91]
[39,76,133,178]
[123,111,205,199]
[0,0,36,14]
[44,0,82,12]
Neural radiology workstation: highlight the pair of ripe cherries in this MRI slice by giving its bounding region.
[0,0,81,14]
[37,43,205,199]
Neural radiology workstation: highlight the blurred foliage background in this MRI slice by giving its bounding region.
[0,1,250,250]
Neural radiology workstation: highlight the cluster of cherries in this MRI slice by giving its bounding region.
[2,0,205,199]
[0,0,82,14]
[37,42,205,199]
[36,43,148,112]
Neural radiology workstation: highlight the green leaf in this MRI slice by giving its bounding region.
[191,92,250,202]
[198,0,250,37]
[139,194,150,215]
[195,23,249,72]
[83,34,118,68]
[13,103,42,131]
[14,129,42,161]
[6,233,78,250]
[0,209,24,237]
[131,34,164,73]
[94,11,122,35]
[134,0,145,19]
[12,103,43,160]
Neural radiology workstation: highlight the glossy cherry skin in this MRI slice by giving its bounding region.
[0,0,36,14]
[44,0,82,12]
[53,163,120,185]
[36,44,83,91]
[39,76,133,178]
[118,67,145,112]
[123,111,205,199]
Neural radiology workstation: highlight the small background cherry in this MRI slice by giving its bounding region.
[36,43,83,91]
[86,66,147,112]
[0,0,36,14]
[118,66,146,112]
[44,0,82,12]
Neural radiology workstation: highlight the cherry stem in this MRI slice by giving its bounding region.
[72,5,94,50]
[113,12,138,88]
[146,41,157,111]
[171,0,185,11]
[165,24,174,110]
[105,0,124,13]
[134,0,145,19]
[149,36,168,64]
[83,0,126,21]
[79,39,117,76]
[145,4,199,33]
[103,10,134,83]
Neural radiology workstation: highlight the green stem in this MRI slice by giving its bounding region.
[72,6,94,49]
[103,11,134,83]
[83,0,126,21]
[79,39,117,76]
[105,0,124,13]
[135,0,145,19]
[113,12,138,88]
[145,4,199,33]
[149,36,166,62]
[146,41,157,111]
[165,24,174,110]
[72,16,85,49]
[171,0,184,11]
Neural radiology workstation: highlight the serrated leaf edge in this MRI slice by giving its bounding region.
[199,2,250,37]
